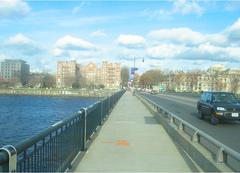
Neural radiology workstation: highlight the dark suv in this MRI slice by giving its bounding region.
[197,91,240,125]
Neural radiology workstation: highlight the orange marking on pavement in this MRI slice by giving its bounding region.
[115,140,129,147]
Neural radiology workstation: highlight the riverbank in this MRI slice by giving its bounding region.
[0,88,119,98]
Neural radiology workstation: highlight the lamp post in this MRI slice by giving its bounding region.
[130,57,144,88]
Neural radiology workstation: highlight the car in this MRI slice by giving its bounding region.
[197,91,240,125]
[150,90,158,94]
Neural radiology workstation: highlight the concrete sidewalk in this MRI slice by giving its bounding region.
[74,91,194,172]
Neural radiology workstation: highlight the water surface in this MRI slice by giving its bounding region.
[0,95,97,147]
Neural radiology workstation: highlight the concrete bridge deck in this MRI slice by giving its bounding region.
[73,91,197,172]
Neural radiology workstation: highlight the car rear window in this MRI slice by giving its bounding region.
[212,93,237,104]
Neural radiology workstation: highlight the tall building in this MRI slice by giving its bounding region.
[82,62,101,85]
[0,59,30,86]
[102,61,121,88]
[56,60,80,88]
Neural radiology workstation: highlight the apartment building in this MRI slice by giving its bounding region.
[102,61,121,89]
[56,60,80,88]
[81,62,102,85]
[0,59,30,86]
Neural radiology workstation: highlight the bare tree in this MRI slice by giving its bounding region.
[139,69,164,88]
[230,75,240,94]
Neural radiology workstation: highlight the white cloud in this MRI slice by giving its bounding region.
[147,44,188,58]
[225,18,240,43]
[0,0,30,18]
[173,0,203,15]
[55,35,96,51]
[0,54,9,61]
[4,33,42,55]
[148,28,228,46]
[144,0,204,20]
[52,48,69,57]
[53,35,97,58]
[117,34,145,49]
[145,42,240,63]
[5,33,33,45]
[90,30,107,37]
[207,34,228,46]
[148,28,205,45]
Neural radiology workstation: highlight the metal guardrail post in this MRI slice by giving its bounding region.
[169,116,174,124]
[191,131,199,143]
[100,101,103,125]
[216,147,224,162]
[0,145,17,172]
[81,108,88,151]
[108,96,110,114]
[178,122,183,131]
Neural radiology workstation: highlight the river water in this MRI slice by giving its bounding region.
[0,95,97,147]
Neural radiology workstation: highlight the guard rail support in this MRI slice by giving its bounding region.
[0,145,17,172]
[216,147,225,163]
[81,107,88,151]
[191,131,199,143]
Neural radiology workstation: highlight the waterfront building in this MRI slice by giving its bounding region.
[0,59,30,86]
[81,62,102,86]
[56,60,80,88]
[102,61,121,89]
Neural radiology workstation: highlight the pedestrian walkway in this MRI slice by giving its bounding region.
[73,91,194,172]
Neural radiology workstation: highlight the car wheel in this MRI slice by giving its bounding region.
[210,115,219,125]
[198,109,204,120]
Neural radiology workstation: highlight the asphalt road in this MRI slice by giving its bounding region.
[141,92,240,153]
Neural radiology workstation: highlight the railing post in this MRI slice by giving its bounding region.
[178,121,184,131]
[0,145,17,172]
[169,116,174,124]
[216,147,224,162]
[81,108,88,151]
[191,131,199,142]
[100,102,103,126]
[108,96,110,114]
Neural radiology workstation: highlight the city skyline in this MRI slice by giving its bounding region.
[0,0,240,73]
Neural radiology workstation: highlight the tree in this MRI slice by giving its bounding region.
[139,69,165,88]
[185,70,202,92]
[121,66,130,87]
[230,75,240,94]
[27,73,56,88]
[133,73,140,87]
[42,73,56,88]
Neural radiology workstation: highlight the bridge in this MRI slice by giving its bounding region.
[0,90,240,172]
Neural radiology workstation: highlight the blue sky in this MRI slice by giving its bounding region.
[0,0,240,73]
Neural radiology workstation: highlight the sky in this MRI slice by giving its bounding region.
[0,0,240,74]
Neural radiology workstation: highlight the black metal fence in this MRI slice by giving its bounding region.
[0,90,125,172]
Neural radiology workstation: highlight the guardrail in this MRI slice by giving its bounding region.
[0,90,125,172]
[136,92,240,172]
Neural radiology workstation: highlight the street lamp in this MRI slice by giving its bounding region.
[130,57,144,88]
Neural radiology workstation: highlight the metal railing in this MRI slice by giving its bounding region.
[136,92,240,172]
[0,90,125,172]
